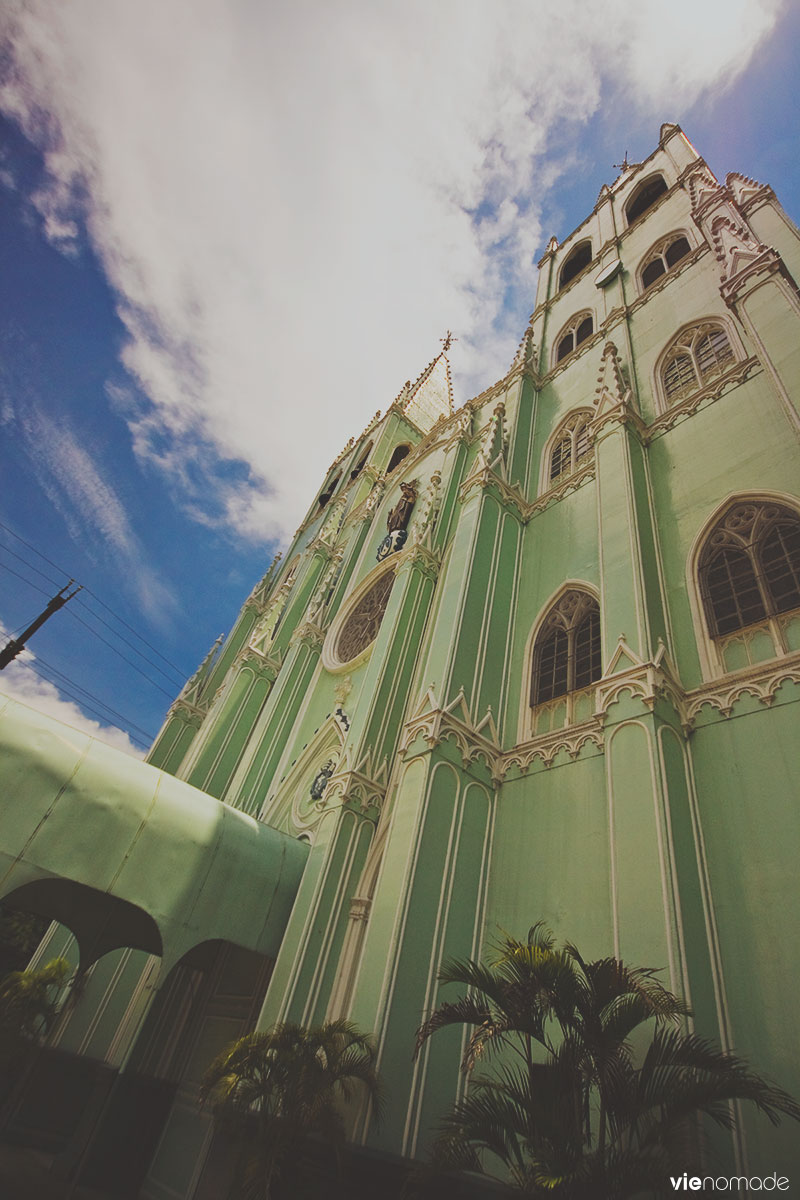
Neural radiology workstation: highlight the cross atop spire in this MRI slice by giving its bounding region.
[440,330,457,353]
[613,152,632,173]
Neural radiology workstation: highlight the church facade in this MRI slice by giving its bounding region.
[3,122,800,1196]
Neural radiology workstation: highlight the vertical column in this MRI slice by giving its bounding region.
[348,750,493,1157]
[178,544,332,797]
[593,343,669,665]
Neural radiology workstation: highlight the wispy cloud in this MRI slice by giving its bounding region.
[0,616,144,756]
[0,0,781,542]
[0,338,176,622]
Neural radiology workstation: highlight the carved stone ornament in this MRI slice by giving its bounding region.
[376,529,407,561]
[335,570,396,664]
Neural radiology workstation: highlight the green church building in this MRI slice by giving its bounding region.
[1,122,799,1196]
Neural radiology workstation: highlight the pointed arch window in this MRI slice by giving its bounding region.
[639,233,692,291]
[554,312,594,366]
[701,503,800,637]
[387,444,411,474]
[318,472,341,510]
[697,501,800,675]
[350,441,373,481]
[559,240,593,290]
[625,174,668,225]
[531,591,601,706]
[660,321,736,406]
[547,409,594,486]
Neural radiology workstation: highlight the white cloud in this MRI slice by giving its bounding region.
[0,618,144,757]
[0,0,782,543]
[12,401,177,623]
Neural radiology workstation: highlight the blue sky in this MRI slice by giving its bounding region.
[0,0,798,753]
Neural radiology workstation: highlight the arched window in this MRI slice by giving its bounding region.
[387,444,411,474]
[625,174,668,225]
[350,441,373,481]
[639,233,692,291]
[547,410,593,486]
[660,321,736,406]
[554,312,594,366]
[531,591,601,706]
[317,472,341,510]
[559,240,592,290]
[700,502,800,640]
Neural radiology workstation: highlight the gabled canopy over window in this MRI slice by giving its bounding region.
[548,410,593,485]
[386,444,411,474]
[555,313,594,365]
[559,240,592,290]
[531,591,601,705]
[625,174,668,225]
[700,502,800,637]
[661,321,735,404]
[640,234,691,290]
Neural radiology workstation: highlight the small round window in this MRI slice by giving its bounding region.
[335,570,396,665]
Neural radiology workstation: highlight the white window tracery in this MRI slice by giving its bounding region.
[552,312,594,368]
[660,321,736,407]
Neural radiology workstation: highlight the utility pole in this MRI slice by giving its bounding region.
[0,581,83,669]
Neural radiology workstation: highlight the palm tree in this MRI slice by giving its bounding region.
[413,925,800,1198]
[201,1018,381,1200]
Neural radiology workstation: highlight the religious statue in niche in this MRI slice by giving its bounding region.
[377,481,418,561]
[310,760,335,802]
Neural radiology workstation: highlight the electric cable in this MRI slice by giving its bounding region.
[32,652,157,743]
[10,657,151,752]
[0,559,54,599]
[0,519,187,677]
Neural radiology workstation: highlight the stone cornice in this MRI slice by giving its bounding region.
[594,650,689,729]
[394,541,441,583]
[234,644,283,681]
[719,248,783,306]
[325,746,388,818]
[401,687,502,782]
[684,652,800,725]
[647,357,761,437]
[289,620,326,651]
[529,462,596,516]
[168,697,206,729]
[458,465,528,521]
[504,718,605,772]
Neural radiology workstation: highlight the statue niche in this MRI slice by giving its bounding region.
[377,481,418,561]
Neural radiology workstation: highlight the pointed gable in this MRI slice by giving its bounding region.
[401,351,453,432]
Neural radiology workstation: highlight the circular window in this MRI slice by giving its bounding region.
[331,569,396,667]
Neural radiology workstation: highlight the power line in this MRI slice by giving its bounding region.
[11,657,151,751]
[0,521,188,684]
[31,653,157,743]
[0,559,54,599]
[82,587,186,676]
[0,559,175,698]
[63,608,176,699]
[71,598,184,687]
[0,537,65,590]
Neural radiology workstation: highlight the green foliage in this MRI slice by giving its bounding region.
[201,1019,382,1200]
[413,925,800,1198]
[0,957,72,1069]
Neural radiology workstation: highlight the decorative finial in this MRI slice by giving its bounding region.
[613,152,631,173]
[440,330,457,353]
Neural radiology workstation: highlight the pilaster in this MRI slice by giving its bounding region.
[592,341,669,665]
